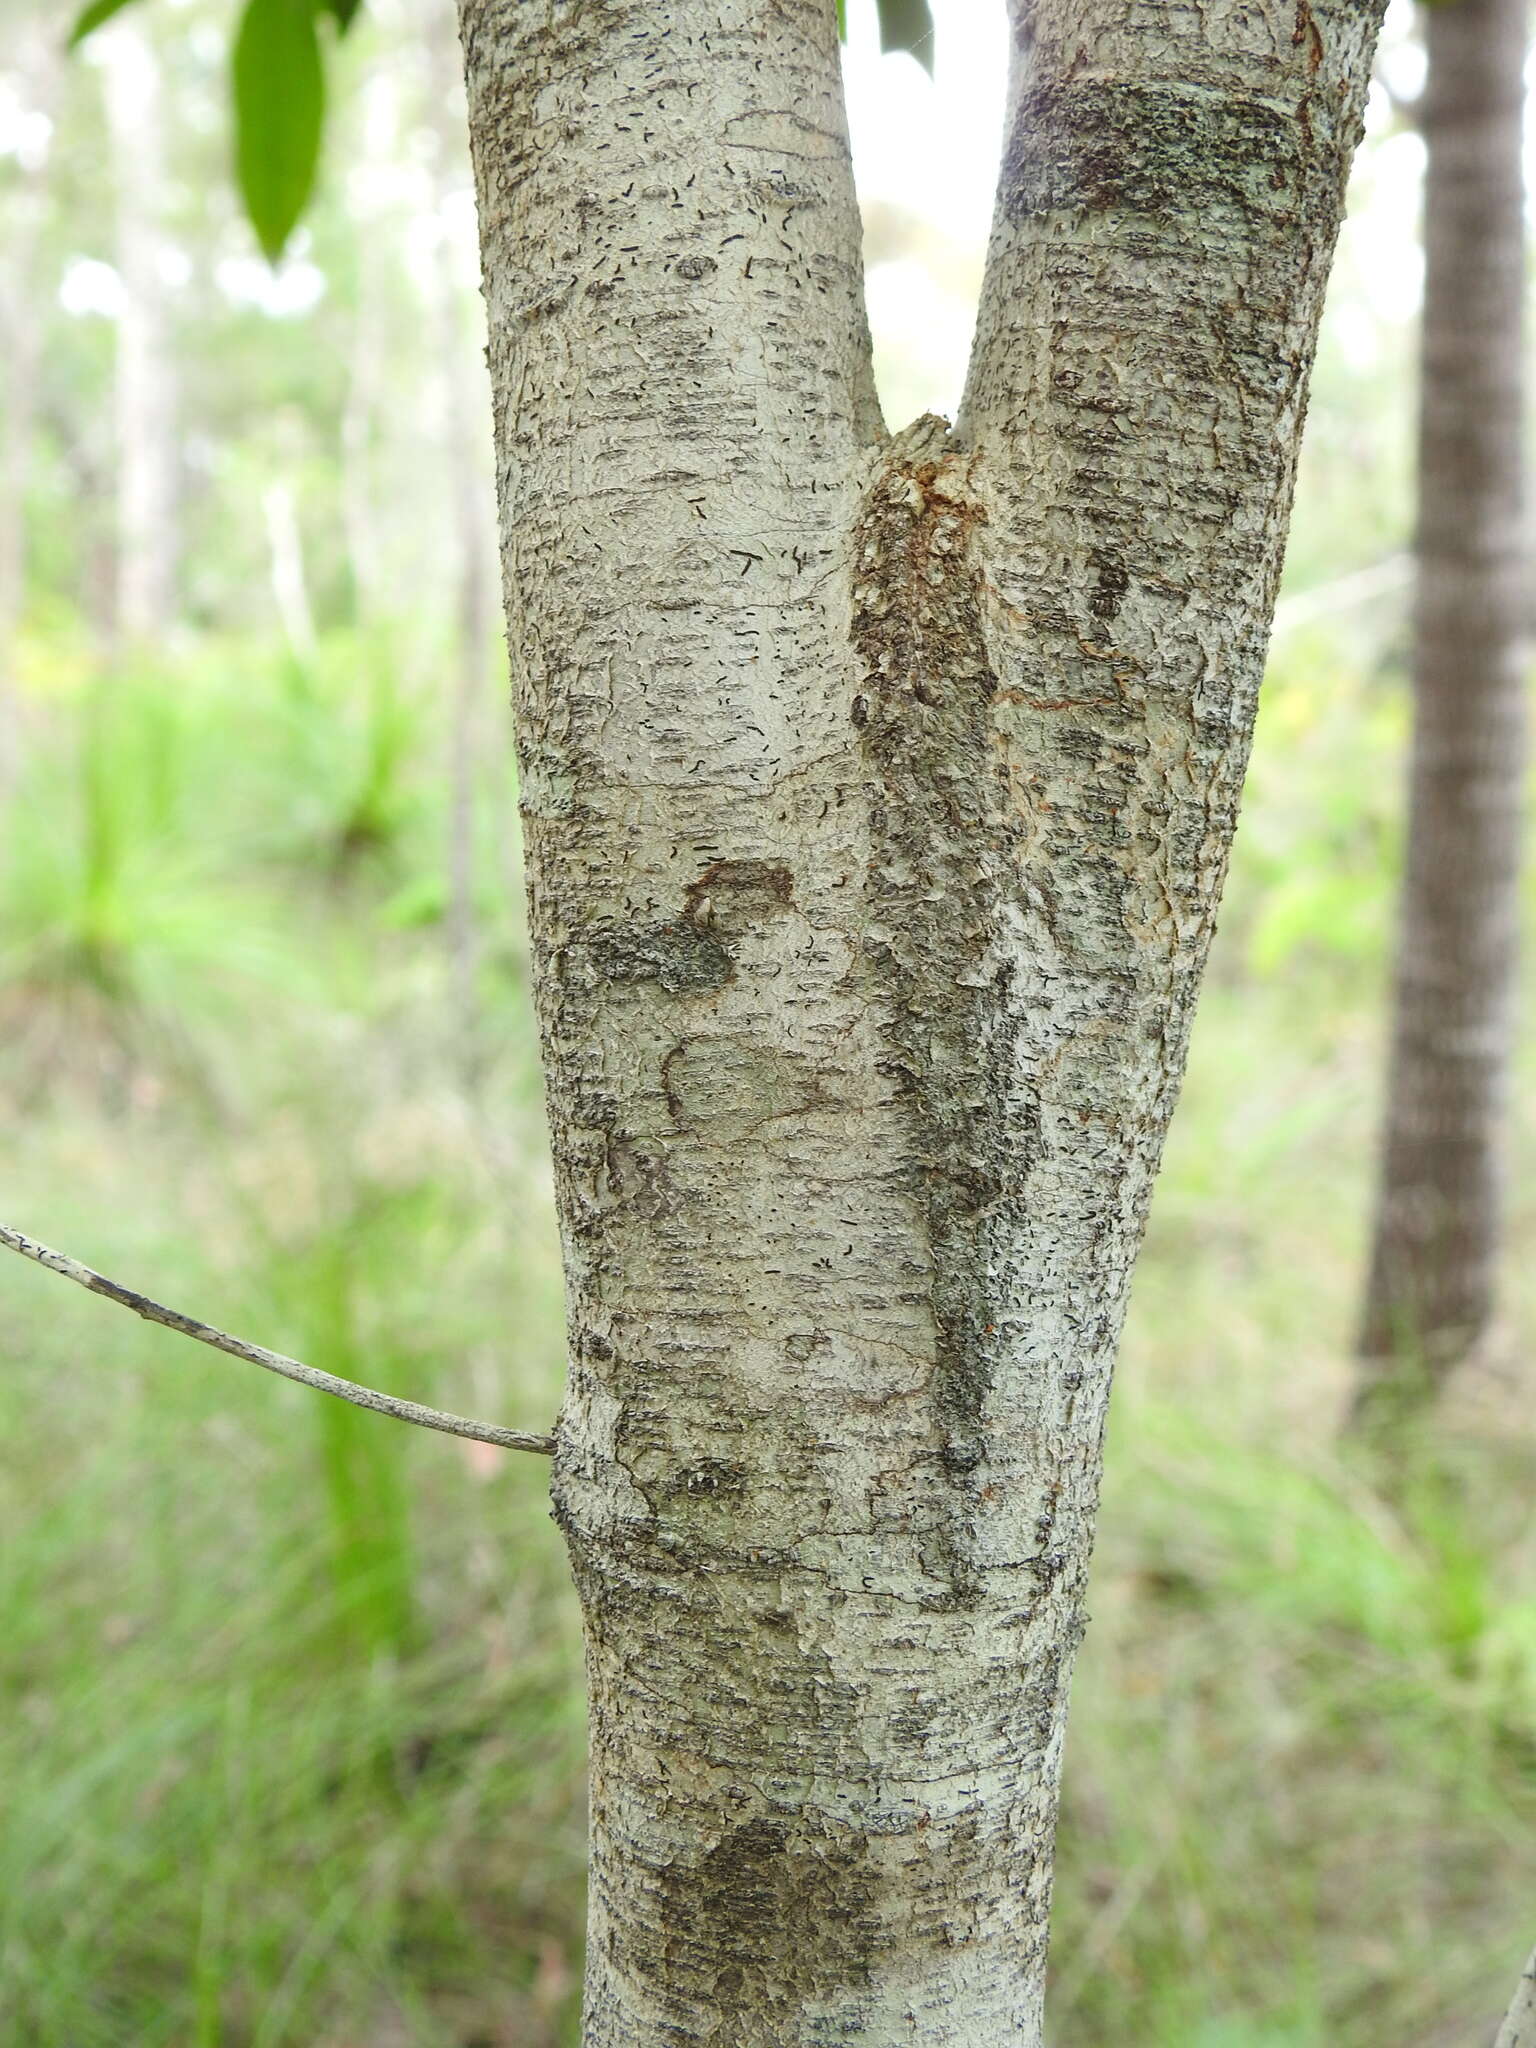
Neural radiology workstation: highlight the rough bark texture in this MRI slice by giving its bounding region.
[1500,1944,1536,2048]
[1356,0,1527,1400]
[456,1,1382,2039]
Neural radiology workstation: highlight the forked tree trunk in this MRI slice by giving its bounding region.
[456,2,1383,2038]
[1356,0,1527,1408]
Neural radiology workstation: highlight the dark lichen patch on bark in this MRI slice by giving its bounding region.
[683,858,795,933]
[851,421,1022,1515]
[603,1134,677,1221]
[627,1797,1056,2035]
[587,917,732,993]
[652,1815,879,2016]
[1003,82,1304,225]
[580,864,795,997]
[1090,550,1130,623]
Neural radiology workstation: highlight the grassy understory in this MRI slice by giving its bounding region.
[3,621,1534,2046]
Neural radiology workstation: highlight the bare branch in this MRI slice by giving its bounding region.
[1498,1944,1536,2048]
[0,1221,556,1456]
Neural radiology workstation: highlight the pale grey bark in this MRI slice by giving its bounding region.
[1356,0,1528,1404]
[1500,1944,1536,2048]
[103,21,179,645]
[456,1,1383,2039]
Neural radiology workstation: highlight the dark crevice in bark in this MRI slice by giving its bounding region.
[851,420,1024,1602]
[1003,81,1305,225]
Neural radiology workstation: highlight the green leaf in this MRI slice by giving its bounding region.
[317,0,364,31]
[67,0,146,48]
[875,0,934,74]
[233,0,325,264]
[835,0,847,34]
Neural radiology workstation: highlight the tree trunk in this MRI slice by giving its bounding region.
[0,22,60,788]
[1500,1944,1536,2048]
[262,481,318,666]
[1356,0,1527,1408]
[455,2,1383,2039]
[103,20,179,646]
[340,71,392,628]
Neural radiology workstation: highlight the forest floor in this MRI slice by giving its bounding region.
[3,620,1534,2047]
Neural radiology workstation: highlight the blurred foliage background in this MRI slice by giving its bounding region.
[2,1,1535,2044]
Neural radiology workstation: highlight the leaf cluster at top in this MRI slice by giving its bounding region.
[68,0,933,263]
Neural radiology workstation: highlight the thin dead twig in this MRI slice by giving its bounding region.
[0,1221,556,1456]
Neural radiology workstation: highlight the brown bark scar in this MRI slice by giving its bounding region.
[1293,1,1325,74]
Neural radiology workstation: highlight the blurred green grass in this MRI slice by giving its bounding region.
[2,618,1534,2046]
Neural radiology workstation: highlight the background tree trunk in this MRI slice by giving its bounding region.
[103,20,179,647]
[261,481,318,667]
[1356,0,1528,1410]
[456,1,1383,2039]
[0,22,60,789]
[427,7,496,1077]
[340,70,392,629]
